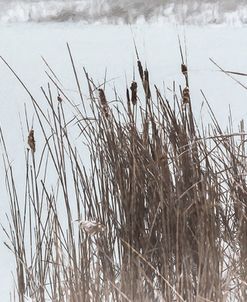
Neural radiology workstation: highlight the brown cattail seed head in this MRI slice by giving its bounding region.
[57,94,62,102]
[137,60,144,81]
[181,64,188,76]
[98,88,107,106]
[98,88,109,117]
[126,88,132,114]
[143,69,151,99]
[182,86,190,104]
[28,129,36,153]
[130,81,137,105]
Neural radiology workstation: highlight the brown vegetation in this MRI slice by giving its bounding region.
[0,44,247,301]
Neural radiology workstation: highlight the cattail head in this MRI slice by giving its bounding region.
[182,86,190,104]
[98,88,109,118]
[181,63,188,76]
[143,69,151,99]
[126,88,132,115]
[130,81,137,105]
[137,60,144,81]
[98,89,107,106]
[57,94,62,103]
[28,129,36,153]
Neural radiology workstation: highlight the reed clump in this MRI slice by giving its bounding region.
[0,46,246,302]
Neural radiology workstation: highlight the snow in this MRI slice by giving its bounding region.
[0,1,247,25]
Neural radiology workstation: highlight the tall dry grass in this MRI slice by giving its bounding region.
[0,44,247,301]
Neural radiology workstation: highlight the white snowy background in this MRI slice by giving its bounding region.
[0,0,247,24]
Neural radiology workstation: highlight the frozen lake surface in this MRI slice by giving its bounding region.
[1,22,247,300]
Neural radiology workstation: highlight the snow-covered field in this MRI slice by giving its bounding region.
[1,2,247,300]
[1,0,247,25]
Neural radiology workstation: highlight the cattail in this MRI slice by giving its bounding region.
[126,88,130,104]
[28,129,36,153]
[137,60,144,81]
[98,88,107,106]
[57,94,62,103]
[79,220,105,236]
[143,119,149,145]
[181,63,188,76]
[143,69,151,99]
[98,88,109,118]
[182,86,190,104]
[130,81,137,105]
[126,88,132,115]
